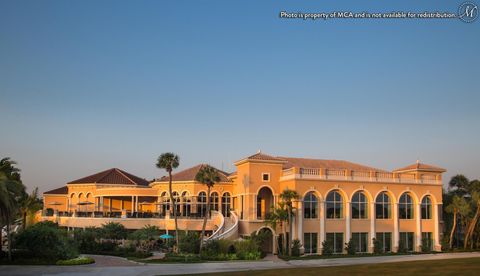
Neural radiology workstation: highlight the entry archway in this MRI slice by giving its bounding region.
[257,227,275,254]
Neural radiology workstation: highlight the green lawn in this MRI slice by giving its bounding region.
[198,257,480,276]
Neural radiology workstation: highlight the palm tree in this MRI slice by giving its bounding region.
[266,202,288,255]
[445,195,470,249]
[0,171,25,261]
[195,164,220,251]
[280,189,299,256]
[19,187,43,230]
[156,153,180,253]
[464,191,480,249]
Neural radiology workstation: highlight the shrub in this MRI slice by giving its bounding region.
[100,222,128,240]
[291,239,301,257]
[234,239,261,260]
[74,227,101,252]
[322,240,333,255]
[345,238,356,255]
[178,231,200,254]
[421,237,432,253]
[129,225,161,242]
[14,221,78,261]
[56,257,95,265]
[373,238,383,254]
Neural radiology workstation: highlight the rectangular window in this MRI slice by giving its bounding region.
[326,232,344,254]
[304,233,318,254]
[376,232,392,253]
[262,173,270,182]
[352,232,368,253]
[421,204,432,219]
[422,232,433,251]
[399,232,414,252]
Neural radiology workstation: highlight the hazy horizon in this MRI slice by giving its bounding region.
[1,0,479,194]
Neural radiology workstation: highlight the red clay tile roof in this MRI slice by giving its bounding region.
[394,162,446,172]
[158,164,231,182]
[279,157,387,172]
[68,168,149,186]
[44,186,68,195]
[246,152,286,162]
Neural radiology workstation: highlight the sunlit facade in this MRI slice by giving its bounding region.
[43,152,445,254]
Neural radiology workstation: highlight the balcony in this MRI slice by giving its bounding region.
[280,168,441,185]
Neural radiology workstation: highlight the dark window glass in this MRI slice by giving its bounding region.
[421,196,432,219]
[326,191,343,219]
[304,233,318,254]
[399,232,415,252]
[304,192,318,219]
[352,192,368,219]
[375,192,391,219]
[399,193,414,219]
[326,232,344,254]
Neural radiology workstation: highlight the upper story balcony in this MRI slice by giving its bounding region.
[280,167,441,185]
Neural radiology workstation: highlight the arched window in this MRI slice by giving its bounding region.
[182,191,191,217]
[352,191,368,219]
[399,193,414,219]
[375,192,391,219]
[304,192,318,219]
[222,192,231,217]
[171,192,180,216]
[160,192,170,216]
[197,192,207,217]
[326,191,343,219]
[211,192,219,211]
[421,196,432,219]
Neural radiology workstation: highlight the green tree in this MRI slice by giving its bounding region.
[266,202,288,255]
[195,164,220,252]
[445,195,470,249]
[464,191,480,249]
[100,222,128,241]
[449,174,470,196]
[156,152,180,252]
[279,189,299,256]
[130,225,161,241]
[19,187,43,230]
[0,157,25,261]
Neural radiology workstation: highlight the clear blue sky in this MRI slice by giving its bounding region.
[1,0,479,193]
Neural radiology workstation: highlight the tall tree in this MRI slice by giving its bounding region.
[266,201,288,255]
[449,174,470,196]
[195,164,220,252]
[19,187,43,230]
[445,195,470,249]
[464,191,480,249]
[280,189,299,256]
[156,153,180,253]
[0,171,25,261]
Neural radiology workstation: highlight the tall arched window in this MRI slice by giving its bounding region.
[399,193,414,219]
[304,192,318,219]
[352,191,368,219]
[326,191,343,219]
[160,192,169,216]
[197,192,207,217]
[211,192,219,211]
[182,191,191,217]
[172,191,180,216]
[222,192,231,217]
[375,192,391,219]
[421,196,432,219]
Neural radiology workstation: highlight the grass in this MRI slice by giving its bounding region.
[197,257,480,276]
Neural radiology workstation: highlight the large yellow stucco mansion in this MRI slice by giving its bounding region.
[42,152,445,254]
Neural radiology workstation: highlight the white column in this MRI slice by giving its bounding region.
[370,202,376,252]
[319,200,325,252]
[346,201,351,243]
[135,196,139,212]
[416,203,422,251]
[131,196,134,215]
[297,201,303,244]
[394,203,399,251]
[100,196,104,213]
[434,203,441,249]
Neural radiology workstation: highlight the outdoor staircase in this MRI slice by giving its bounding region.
[206,211,238,241]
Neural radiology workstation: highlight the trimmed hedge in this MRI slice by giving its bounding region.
[56,257,95,265]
